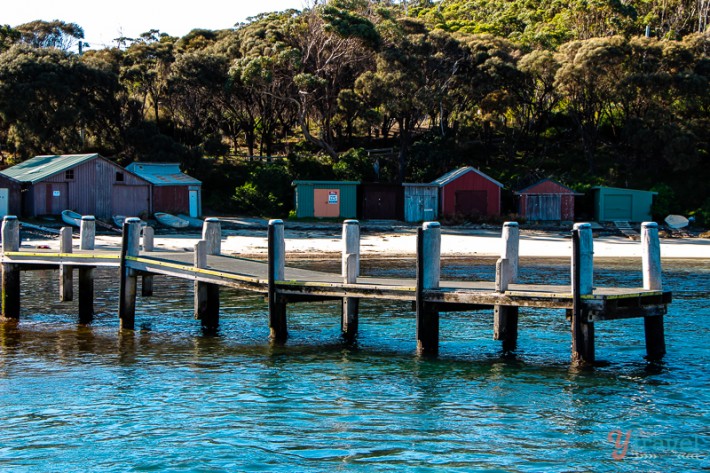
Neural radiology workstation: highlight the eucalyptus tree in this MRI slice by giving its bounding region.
[119,30,177,128]
[0,44,121,162]
[13,20,86,51]
[288,3,380,159]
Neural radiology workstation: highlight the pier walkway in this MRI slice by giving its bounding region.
[0,216,670,366]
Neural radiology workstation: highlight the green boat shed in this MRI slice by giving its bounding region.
[592,186,657,222]
[292,180,359,219]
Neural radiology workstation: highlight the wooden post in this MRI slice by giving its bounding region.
[80,215,95,250]
[142,226,154,252]
[501,221,519,284]
[118,218,141,330]
[1,216,20,319]
[641,222,665,361]
[194,240,220,333]
[59,227,73,302]
[494,222,520,353]
[268,219,287,343]
[494,258,518,353]
[416,221,440,355]
[141,226,154,296]
[202,218,221,255]
[571,224,595,366]
[78,267,94,324]
[341,219,360,342]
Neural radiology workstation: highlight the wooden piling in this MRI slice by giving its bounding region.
[118,218,141,330]
[341,219,360,342]
[571,224,595,366]
[78,267,94,324]
[494,257,519,353]
[141,226,154,296]
[59,227,74,302]
[80,215,95,250]
[268,219,287,342]
[1,216,20,319]
[416,222,440,355]
[194,240,220,332]
[641,222,665,361]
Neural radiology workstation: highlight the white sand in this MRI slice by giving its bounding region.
[37,228,708,260]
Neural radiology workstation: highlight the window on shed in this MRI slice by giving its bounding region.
[116,172,124,182]
[65,169,74,180]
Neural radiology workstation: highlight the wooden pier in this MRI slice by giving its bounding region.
[0,216,671,366]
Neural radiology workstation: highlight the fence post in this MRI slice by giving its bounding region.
[59,227,74,302]
[571,223,595,366]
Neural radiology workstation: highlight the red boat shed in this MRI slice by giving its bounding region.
[515,179,581,221]
[434,167,504,218]
[126,163,202,217]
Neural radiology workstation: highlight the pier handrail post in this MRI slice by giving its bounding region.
[140,226,155,296]
[80,215,95,251]
[1,215,19,253]
[1,216,20,319]
[572,223,594,295]
[416,221,441,355]
[501,221,519,284]
[268,219,287,342]
[142,226,154,252]
[341,219,360,342]
[202,218,221,256]
[118,218,141,330]
[641,222,662,291]
[641,222,665,361]
[59,227,74,302]
[571,224,595,366]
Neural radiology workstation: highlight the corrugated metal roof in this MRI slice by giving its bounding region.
[433,166,504,188]
[125,163,201,186]
[0,154,100,184]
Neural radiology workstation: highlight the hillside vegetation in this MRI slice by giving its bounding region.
[0,1,708,221]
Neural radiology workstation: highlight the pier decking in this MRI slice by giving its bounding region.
[1,216,670,366]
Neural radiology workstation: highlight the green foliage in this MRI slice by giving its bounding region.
[231,163,293,217]
[650,183,676,220]
[333,148,378,180]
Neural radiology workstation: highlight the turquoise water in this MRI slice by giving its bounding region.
[0,258,708,472]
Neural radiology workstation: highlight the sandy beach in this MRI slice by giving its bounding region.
[24,224,709,260]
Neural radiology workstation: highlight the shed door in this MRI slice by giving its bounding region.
[405,194,436,222]
[363,188,396,220]
[314,189,340,217]
[604,194,633,220]
[0,188,8,217]
[455,190,487,217]
[189,190,199,217]
[526,195,561,220]
[112,185,151,217]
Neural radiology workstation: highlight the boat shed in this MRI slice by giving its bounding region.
[359,183,403,220]
[403,183,438,222]
[0,154,151,219]
[292,180,359,219]
[435,167,504,218]
[126,163,202,217]
[592,186,657,222]
[0,173,23,218]
[515,179,582,222]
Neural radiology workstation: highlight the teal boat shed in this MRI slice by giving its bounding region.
[593,186,657,222]
[292,180,359,219]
